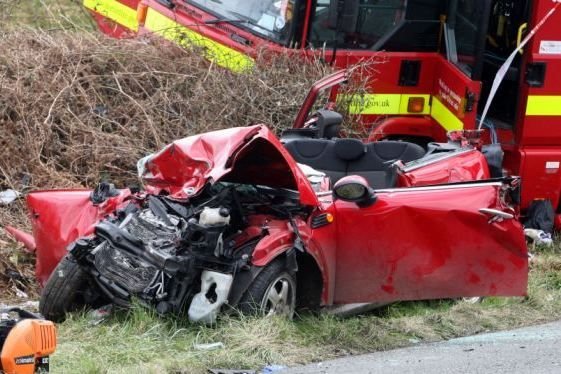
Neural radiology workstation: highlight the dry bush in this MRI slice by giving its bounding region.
[0,31,337,191]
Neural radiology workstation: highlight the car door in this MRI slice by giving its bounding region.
[332,181,528,304]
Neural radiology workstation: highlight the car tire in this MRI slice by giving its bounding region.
[39,255,99,322]
[238,259,296,319]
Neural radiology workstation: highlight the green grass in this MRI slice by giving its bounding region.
[52,249,561,373]
[0,0,93,31]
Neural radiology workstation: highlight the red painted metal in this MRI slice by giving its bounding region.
[432,57,481,130]
[250,215,333,304]
[300,0,313,48]
[91,3,474,140]
[505,1,561,213]
[4,226,35,253]
[331,183,527,303]
[252,214,331,290]
[515,147,561,209]
[16,125,527,305]
[293,70,348,129]
[367,116,447,142]
[251,218,295,265]
[118,0,140,8]
[22,126,316,284]
[90,12,134,38]
[398,150,491,187]
[140,125,318,206]
[26,189,131,285]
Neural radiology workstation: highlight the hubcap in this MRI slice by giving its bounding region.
[261,274,295,318]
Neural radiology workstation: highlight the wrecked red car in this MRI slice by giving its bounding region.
[20,123,527,323]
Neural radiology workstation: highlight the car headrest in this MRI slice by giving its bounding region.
[285,139,332,158]
[334,138,365,161]
[316,109,343,139]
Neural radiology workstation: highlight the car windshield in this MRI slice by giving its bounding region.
[187,0,296,45]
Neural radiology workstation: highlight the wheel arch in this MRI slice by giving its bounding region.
[229,246,326,310]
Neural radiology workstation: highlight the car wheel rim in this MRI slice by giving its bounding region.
[261,274,295,318]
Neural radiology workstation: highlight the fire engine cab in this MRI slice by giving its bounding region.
[85,0,561,224]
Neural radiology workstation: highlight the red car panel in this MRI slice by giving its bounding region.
[27,189,131,285]
[398,149,491,187]
[331,182,527,303]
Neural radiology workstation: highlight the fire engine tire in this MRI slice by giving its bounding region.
[39,255,96,322]
[238,260,296,319]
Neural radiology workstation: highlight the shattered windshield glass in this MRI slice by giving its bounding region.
[187,0,295,45]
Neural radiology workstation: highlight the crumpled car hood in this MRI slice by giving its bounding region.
[138,125,318,206]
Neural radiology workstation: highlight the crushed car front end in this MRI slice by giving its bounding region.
[32,125,322,323]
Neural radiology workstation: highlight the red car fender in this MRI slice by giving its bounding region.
[251,217,332,305]
[252,222,294,266]
[26,189,132,286]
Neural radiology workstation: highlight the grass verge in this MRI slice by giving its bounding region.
[0,0,92,31]
[53,247,561,373]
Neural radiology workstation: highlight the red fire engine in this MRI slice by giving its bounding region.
[84,0,561,225]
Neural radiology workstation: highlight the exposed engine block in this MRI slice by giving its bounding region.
[95,209,182,294]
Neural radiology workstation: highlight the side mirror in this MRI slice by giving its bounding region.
[333,175,377,207]
[328,0,360,33]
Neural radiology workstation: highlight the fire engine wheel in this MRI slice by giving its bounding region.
[238,260,296,319]
[40,255,102,322]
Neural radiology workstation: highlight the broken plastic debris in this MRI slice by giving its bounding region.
[22,301,39,311]
[524,228,553,246]
[12,286,28,299]
[188,270,233,324]
[0,301,39,312]
[88,304,113,324]
[0,189,20,205]
[92,104,109,116]
[261,365,287,373]
[193,342,225,351]
[462,297,483,304]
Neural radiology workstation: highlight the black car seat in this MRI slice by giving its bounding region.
[283,139,347,182]
[284,139,425,189]
[347,141,426,189]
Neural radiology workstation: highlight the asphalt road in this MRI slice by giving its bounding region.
[283,320,561,374]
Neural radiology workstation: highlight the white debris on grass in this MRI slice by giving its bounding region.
[524,228,554,247]
[0,189,20,205]
[0,300,39,312]
[193,342,225,351]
